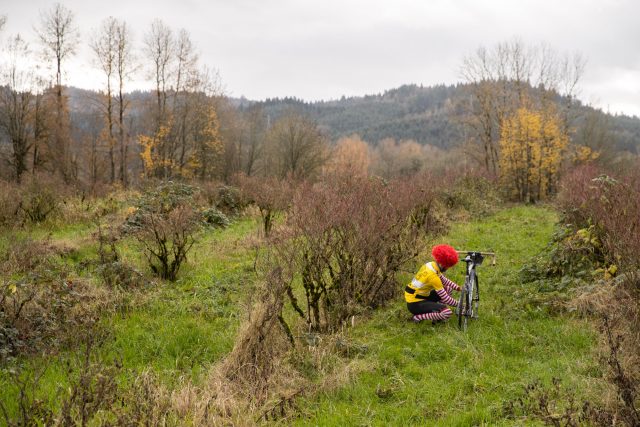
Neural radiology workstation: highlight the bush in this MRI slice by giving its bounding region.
[124,182,200,281]
[16,173,67,224]
[0,180,21,228]
[93,224,147,289]
[201,207,230,229]
[0,174,69,227]
[1,256,111,362]
[558,164,640,269]
[235,174,292,236]
[440,172,502,218]
[197,181,244,216]
[269,173,446,332]
[535,163,640,423]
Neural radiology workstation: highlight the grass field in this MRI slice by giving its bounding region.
[0,206,606,425]
[291,206,604,426]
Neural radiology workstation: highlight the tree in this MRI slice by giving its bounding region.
[461,39,584,175]
[91,17,134,186]
[264,112,328,180]
[499,103,568,202]
[326,134,370,177]
[241,105,266,176]
[371,138,424,179]
[36,3,79,182]
[90,17,118,183]
[572,108,610,166]
[187,103,223,179]
[144,19,173,127]
[115,20,134,187]
[0,34,34,183]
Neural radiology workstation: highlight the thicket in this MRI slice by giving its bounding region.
[267,173,446,332]
[0,237,114,363]
[518,163,640,425]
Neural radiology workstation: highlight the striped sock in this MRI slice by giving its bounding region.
[412,308,452,322]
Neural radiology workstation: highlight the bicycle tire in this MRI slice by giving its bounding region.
[458,283,469,331]
[472,271,480,319]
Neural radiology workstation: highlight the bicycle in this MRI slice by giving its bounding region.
[456,251,495,331]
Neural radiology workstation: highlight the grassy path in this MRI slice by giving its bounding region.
[293,205,604,426]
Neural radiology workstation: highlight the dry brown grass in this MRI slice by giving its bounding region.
[569,273,640,425]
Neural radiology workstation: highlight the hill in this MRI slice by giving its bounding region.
[62,84,640,153]
[236,84,640,152]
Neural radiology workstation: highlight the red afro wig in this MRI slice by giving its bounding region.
[432,244,459,269]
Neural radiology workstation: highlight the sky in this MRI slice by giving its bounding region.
[2,0,639,116]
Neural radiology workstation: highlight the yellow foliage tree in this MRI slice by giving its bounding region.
[326,134,370,177]
[499,105,568,202]
[138,123,172,178]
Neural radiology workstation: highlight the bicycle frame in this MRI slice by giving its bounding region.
[457,251,494,331]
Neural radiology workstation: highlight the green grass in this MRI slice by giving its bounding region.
[291,205,604,426]
[0,206,606,424]
[101,218,260,384]
[0,216,262,416]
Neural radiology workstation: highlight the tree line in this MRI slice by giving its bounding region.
[2,7,639,200]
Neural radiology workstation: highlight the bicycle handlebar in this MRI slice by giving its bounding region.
[456,250,497,266]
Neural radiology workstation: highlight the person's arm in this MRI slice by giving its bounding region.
[435,287,458,306]
[440,274,461,292]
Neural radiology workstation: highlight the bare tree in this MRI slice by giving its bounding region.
[31,77,52,174]
[264,111,328,180]
[144,19,174,126]
[143,19,175,178]
[90,17,117,183]
[173,29,198,175]
[115,20,134,187]
[36,3,79,181]
[242,105,267,176]
[0,34,34,183]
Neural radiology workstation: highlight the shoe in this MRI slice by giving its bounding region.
[408,316,420,323]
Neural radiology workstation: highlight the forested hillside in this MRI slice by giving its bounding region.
[234,84,640,151]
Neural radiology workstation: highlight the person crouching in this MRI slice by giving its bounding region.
[405,244,460,324]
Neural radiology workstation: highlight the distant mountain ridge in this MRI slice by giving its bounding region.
[64,84,640,154]
[234,84,640,153]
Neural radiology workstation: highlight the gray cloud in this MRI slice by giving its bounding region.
[2,0,639,115]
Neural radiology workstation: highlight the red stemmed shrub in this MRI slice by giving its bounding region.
[269,172,446,332]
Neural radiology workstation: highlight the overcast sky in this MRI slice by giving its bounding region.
[2,0,639,116]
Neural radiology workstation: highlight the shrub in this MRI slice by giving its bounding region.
[558,164,640,269]
[124,182,201,281]
[215,185,243,216]
[541,164,640,423]
[0,237,114,362]
[201,207,230,229]
[235,173,293,236]
[0,180,21,227]
[94,224,147,289]
[270,173,445,332]
[198,181,244,216]
[441,172,502,218]
[16,173,67,224]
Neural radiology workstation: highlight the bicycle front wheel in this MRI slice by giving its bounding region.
[471,272,479,319]
[458,285,469,331]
